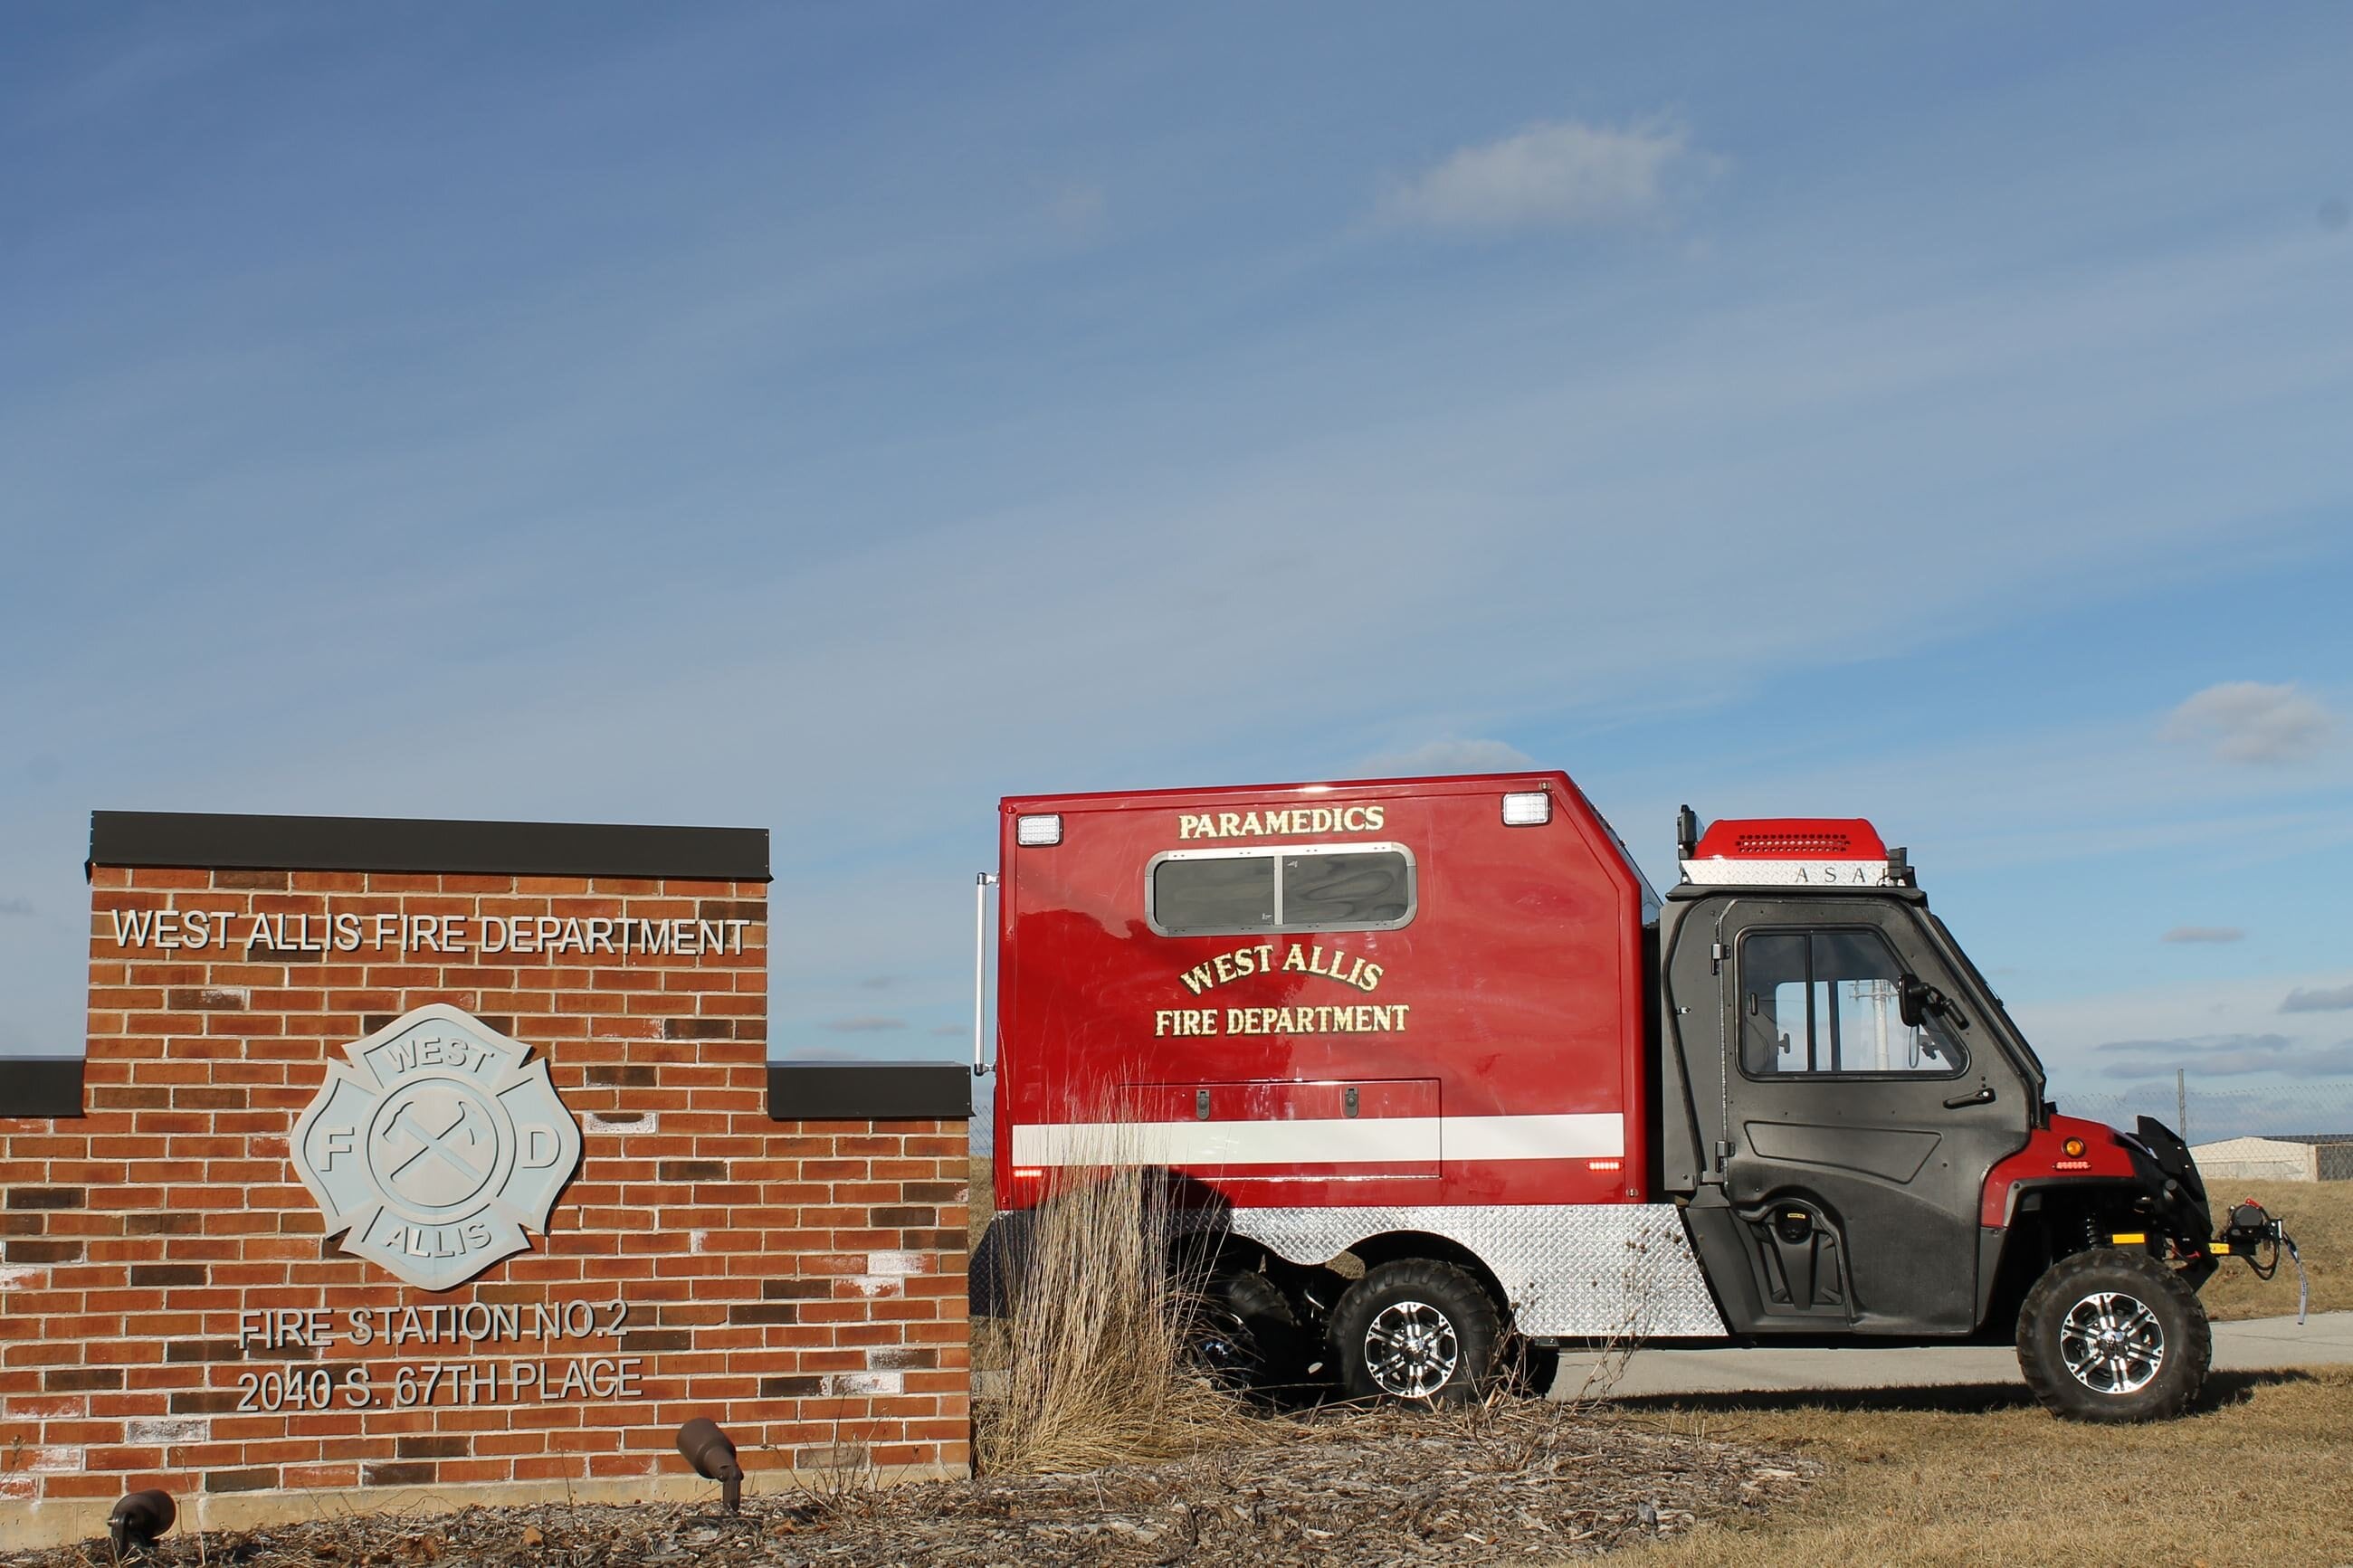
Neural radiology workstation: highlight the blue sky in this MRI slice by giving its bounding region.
[3,5,2349,1118]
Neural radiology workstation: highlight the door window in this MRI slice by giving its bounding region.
[1739,928,1966,1079]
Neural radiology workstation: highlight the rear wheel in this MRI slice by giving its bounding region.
[1188,1269,1308,1400]
[1329,1259,1500,1405]
[2016,1247,2209,1422]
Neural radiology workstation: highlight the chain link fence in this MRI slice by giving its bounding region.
[2055,1076,2353,1158]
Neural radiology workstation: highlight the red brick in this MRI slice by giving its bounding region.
[16,853,967,1512]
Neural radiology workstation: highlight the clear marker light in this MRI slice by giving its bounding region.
[1015,813,1062,846]
[1501,792,1552,826]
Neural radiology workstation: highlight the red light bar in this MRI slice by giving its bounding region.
[1691,818,1888,860]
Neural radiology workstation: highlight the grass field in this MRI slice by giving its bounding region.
[1623,1368,2353,1567]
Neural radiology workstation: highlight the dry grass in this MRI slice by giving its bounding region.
[1622,1368,2353,1568]
[2200,1178,2351,1322]
[970,1148,1260,1476]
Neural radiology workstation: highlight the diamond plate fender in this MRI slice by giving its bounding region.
[1228,1203,1728,1338]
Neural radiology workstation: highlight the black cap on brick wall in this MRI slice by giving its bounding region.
[88,812,769,882]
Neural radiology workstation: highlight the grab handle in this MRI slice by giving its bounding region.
[973,872,998,1076]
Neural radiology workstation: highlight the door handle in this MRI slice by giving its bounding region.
[1942,1085,1996,1109]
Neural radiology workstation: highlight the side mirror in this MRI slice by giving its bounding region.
[1897,974,1938,1029]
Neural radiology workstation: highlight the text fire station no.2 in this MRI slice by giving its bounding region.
[232,1302,642,1413]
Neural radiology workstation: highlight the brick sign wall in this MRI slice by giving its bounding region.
[0,813,970,1550]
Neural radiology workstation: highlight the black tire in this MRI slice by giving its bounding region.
[2015,1247,2211,1422]
[1502,1336,1561,1399]
[1188,1270,1309,1400]
[1329,1259,1501,1405]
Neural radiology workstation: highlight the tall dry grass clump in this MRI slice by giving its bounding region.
[975,1143,1262,1475]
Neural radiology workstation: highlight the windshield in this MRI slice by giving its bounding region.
[1920,909,2047,1099]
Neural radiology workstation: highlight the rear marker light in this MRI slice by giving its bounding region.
[2054,1159,2091,1172]
[1586,1158,1622,1173]
[1501,792,1551,826]
[1015,814,1062,847]
[2062,1136,2087,1158]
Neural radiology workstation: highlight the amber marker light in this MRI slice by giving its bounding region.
[2062,1136,2087,1158]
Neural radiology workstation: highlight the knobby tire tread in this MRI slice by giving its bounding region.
[1329,1259,1503,1406]
[2015,1246,2210,1423]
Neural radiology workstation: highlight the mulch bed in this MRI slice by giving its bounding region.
[11,1403,1815,1566]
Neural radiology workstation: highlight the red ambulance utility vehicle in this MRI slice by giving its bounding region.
[972,771,2301,1421]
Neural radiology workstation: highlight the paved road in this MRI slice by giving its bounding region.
[1551,1311,2353,1401]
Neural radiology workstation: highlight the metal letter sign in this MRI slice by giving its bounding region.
[291,1004,582,1291]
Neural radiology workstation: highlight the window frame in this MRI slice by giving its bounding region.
[1144,841,1419,938]
[1734,924,1970,1083]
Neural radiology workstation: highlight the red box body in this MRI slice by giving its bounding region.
[990,773,1655,1214]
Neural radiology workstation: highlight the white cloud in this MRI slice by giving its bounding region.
[1354,738,1537,776]
[2009,971,2353,1089]
[2162,681,2335,764]
[2093,1032,2353,1079]
[2282,984,2353,1013]
[1381,118,1695,232]
[2098,1030,2282,1060]
[2161,926,2243,944]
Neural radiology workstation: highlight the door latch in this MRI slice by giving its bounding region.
[1942,1083,1996,1109]
[1196,1088,1212,1120]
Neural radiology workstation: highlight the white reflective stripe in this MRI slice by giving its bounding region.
[1680,859,1893,887]
[1008,1113,1622,1168]
[1014,1118,1434,1167]
[1446,1113,1621,1161]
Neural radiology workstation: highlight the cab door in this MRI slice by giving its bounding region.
[1691,897,2030,1335]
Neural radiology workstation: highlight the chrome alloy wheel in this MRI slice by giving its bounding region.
[2058,1289,2166,1395]
[1362,1299,1461,1398]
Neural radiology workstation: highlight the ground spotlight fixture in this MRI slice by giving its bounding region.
[108,1488,176,1554]
[677,1417,743,1513]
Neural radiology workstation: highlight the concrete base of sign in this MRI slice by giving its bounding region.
[0,1462,972,1552]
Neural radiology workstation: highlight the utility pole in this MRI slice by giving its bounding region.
[2177,1068,2188,1145]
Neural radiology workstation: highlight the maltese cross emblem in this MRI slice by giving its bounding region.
[291,1004,581,1291]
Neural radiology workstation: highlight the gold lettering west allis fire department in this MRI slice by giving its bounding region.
[1155,939,1406,1037]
